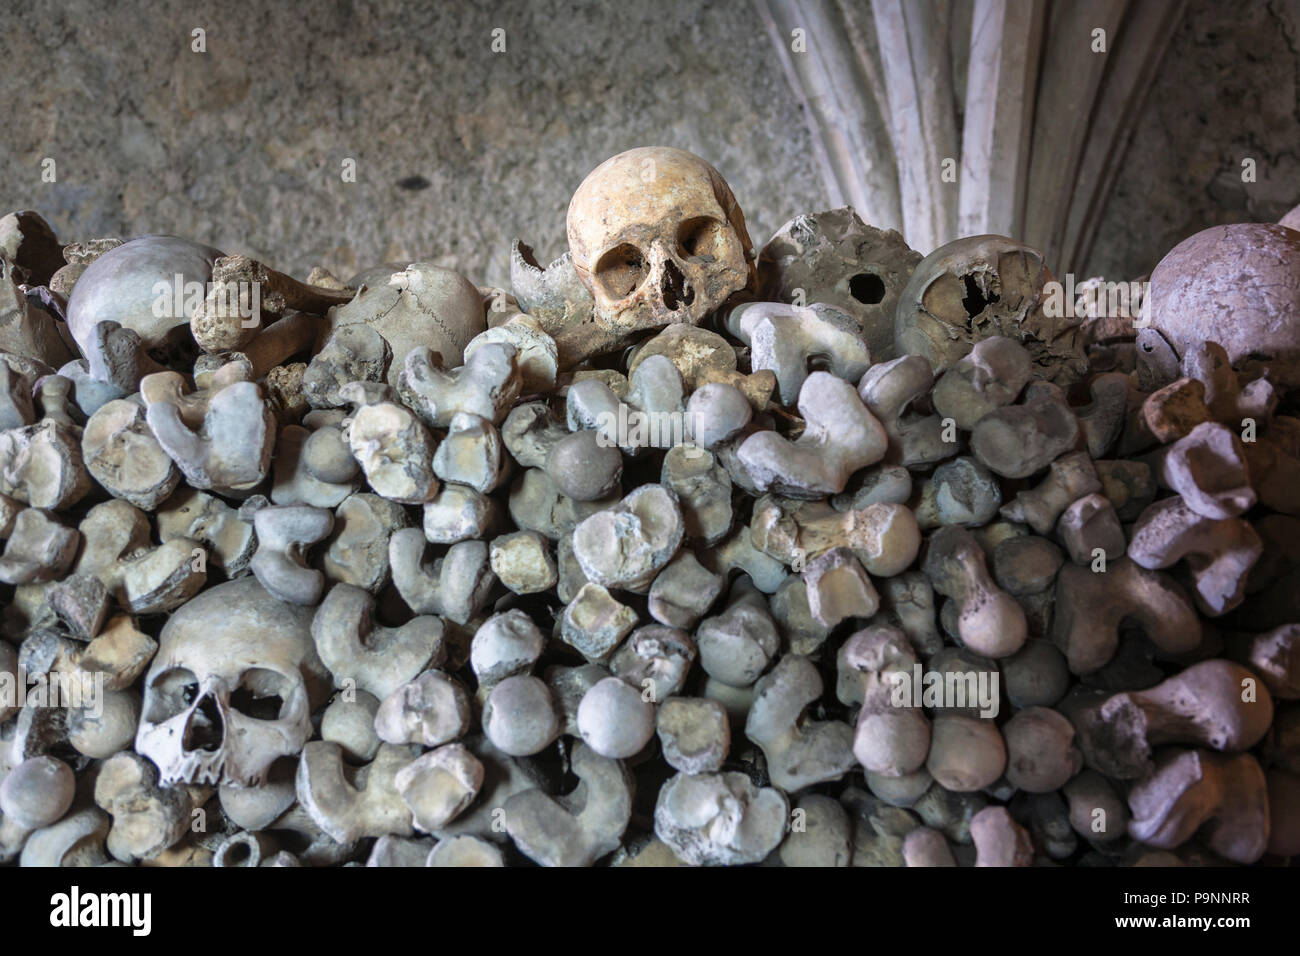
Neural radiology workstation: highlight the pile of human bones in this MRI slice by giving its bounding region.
[0,146,1297,868]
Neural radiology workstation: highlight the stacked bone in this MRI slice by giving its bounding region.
[0,147,1297,867]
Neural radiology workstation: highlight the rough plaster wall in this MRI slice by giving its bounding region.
[1085,0,1300,279]
[1,0,1295,292]
[0,0,825,288]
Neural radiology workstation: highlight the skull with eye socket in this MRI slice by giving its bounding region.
[135,577,331,788]
[757,207,922,363]
[894,234,1087,385]
[566,147,755,339]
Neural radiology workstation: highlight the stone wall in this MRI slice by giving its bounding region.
[1087,0,1300,279]
[0,0,825,287]
[1,0,1296,289]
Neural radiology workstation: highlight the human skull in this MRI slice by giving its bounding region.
[566,147,755,338]
[66,235,223,366]
[1146,223,1300,386]
[894,234,1086,385]
[327,262,486,387]
[758,207,921,362]
[136,577,330,788]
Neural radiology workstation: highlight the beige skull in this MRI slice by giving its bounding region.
[567,147,754,337]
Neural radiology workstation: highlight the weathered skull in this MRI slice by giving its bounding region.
[758,207,921,362]
[66,235,223,366]
[327,262,487,387]
[567,147,755,339]
[136,577,330,788]
[1146,223,1300,386]
[894,235,1086,385]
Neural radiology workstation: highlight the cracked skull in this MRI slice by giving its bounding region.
[1146,222,1300,386]
[566,146,755,336]
[135,577,330,787]
[758,207,922,362]
[894,234,1086,385]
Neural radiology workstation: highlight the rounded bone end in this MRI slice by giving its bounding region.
[0,756,75,830]
[854,710,931,779]
[970,806,1035,866]
[427,835,506,867]
[1002,706,1083,793]
[926,715,1006,793]
[483,675,561,756]
[547,429,622,501]
[577,677,656,759]
[902,826,957,867]
[656,696,730,774]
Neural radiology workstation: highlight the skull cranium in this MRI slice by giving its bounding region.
[135,577,330,787]
[758,207,921,363]
[1146,223,1300,386]
[894,234,1086,385]
[566,147,754,339]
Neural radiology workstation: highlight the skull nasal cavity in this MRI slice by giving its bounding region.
[961,273,999,320]
[660,259,694,311]
[183,694,225,752]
